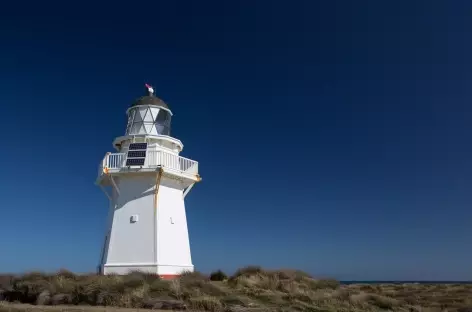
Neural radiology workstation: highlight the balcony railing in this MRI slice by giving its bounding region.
[98,150,199,178]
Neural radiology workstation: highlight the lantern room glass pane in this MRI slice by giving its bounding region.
[155,110,171,135]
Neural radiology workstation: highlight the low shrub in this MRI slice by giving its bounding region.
[209,270,227,281]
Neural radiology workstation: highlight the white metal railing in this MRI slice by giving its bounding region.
[107,153,126,168]
[146,151,198,174]
[99,150,198,177]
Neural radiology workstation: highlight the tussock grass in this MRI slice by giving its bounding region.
[188,296,223,312]
[0,269,471,311]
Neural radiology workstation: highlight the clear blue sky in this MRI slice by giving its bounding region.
[0,1,471,281]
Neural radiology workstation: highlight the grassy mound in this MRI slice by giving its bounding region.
[0,268,471,311]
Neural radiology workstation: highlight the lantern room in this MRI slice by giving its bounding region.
[125,86,172,136]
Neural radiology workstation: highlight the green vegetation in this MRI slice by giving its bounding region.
[0,268,471,311]
[209,270,227,282]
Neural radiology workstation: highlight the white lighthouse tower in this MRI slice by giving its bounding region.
[96,84,200,277]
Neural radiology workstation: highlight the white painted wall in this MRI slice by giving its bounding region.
[157,178,193,267]
[100,173,194,275]
[106,176,156,265]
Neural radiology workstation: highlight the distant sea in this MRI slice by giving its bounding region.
[341,281,472,285]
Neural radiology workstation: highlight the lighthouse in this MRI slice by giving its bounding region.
[96,84,200,277]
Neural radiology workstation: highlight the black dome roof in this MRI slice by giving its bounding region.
[131,95,169,109]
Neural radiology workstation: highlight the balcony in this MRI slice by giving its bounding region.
[97,150,199,182]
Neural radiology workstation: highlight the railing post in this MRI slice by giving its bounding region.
[104,153,110,168]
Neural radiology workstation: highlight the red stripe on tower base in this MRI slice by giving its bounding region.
[159,274,180,280]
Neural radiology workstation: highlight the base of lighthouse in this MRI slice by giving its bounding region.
[102,264,194,277]
[99,172,194,277]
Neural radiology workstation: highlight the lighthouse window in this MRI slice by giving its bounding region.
[155,110,171,135]
[156,110,171,125]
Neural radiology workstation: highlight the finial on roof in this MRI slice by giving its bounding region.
[131,84,169,109]
[145,83,154,96]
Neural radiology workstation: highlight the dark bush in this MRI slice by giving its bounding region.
[209,270,227,281]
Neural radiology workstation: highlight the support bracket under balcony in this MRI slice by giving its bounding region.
[109,174,121,196]
[183,183,195,198]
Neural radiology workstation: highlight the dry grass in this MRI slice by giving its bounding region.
[0,302,170,312]
[0,268,471,311]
